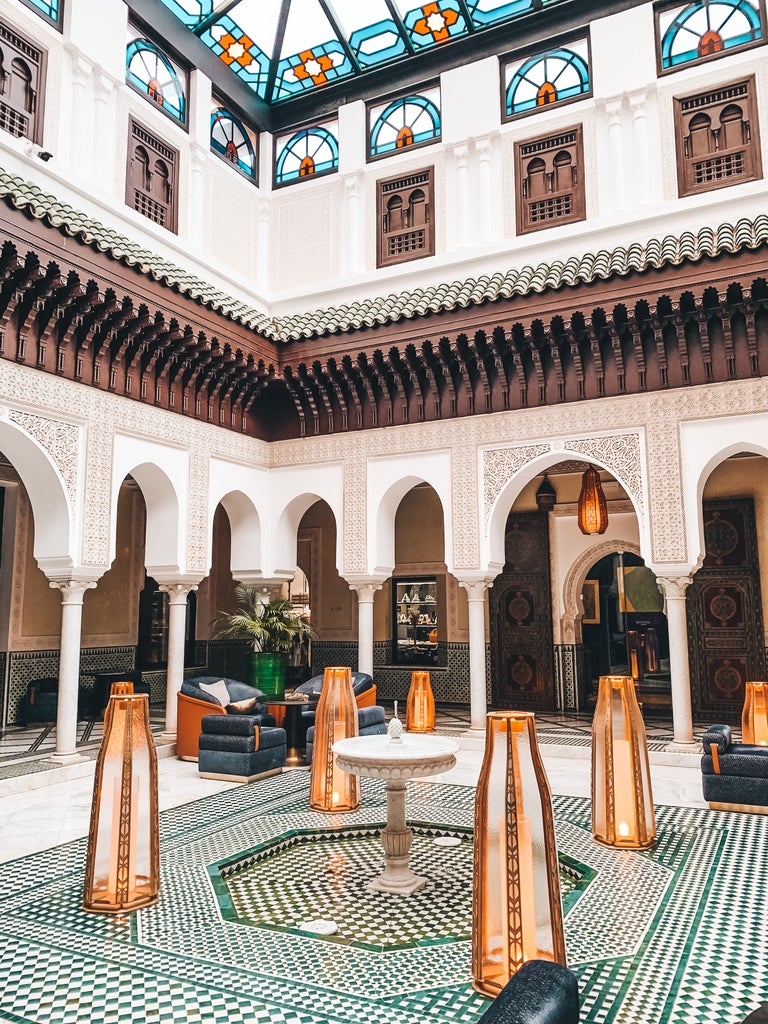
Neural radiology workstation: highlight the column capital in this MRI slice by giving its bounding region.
[655,574,695,600]
[158,580,200,604]
[65,43,93,84]
[456,575,494,601]
[48,578,98,603]
[605,97,624,124]
[628,89,648,114]
[475,136,492,161]
[453,144,469,168]
[346,575,387,601]
[189,140,208,171]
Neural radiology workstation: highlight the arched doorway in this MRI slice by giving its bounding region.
[581,552,671,713]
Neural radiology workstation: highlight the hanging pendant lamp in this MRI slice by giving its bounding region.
[577,466,608,535]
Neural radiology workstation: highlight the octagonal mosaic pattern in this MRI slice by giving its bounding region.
[0,772,767,1023]
[210,824,590,951]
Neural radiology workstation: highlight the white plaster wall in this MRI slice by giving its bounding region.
[679,413,768,569]
[111,433,189,575]
[268,463,345,578]
[207,459,269,577]
[3,0,768,320]
[366,450,454,576]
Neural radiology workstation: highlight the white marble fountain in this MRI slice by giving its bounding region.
[333,709,459,895]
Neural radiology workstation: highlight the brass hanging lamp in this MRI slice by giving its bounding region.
[577,466,608,535]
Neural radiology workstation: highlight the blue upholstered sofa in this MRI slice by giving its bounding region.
[198,715,286,782]
[177,676,275,760]
[701,724,768,811]
[477,961,580,1024]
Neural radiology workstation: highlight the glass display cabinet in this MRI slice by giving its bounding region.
[393,576,438,665]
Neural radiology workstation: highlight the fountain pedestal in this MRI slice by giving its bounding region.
[333,728,459,895]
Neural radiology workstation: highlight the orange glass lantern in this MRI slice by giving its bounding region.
[406,671,435,733]
[83,684,159,913]
[472,712,566,997]
[591,675,655,849]
[577,466,608,535]
[742,682,768,745]
[309,666,359,812]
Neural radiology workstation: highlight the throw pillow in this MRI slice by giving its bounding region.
[226,697,262,716]
[198,679,231,706]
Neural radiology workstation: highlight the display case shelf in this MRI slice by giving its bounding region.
[393,576,438,665]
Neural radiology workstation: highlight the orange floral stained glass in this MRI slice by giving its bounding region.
[294,50,334,86]
[413,3,459,43]
[218,33,255,68]
[300,156,315,176]
[396,126,414,147]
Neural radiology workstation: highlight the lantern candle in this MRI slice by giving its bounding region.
[406,671,435,733]
[309,666,359,812]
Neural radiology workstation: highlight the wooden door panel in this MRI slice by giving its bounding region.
[687,498,766,720]
[490,513,554,710]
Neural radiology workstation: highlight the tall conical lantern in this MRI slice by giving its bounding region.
[309,666,359,812]
[742,681,768,745]
[406,670,435,733]
[591,675,655,848]
[577,466,608,535]
[472,712,566,997]
[83,684,159,913]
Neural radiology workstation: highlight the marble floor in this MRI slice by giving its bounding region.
[0,709,765,1024]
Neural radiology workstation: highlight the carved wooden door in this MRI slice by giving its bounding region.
[687,497,766,721]
[490,511,555,710]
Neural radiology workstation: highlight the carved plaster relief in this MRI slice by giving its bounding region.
[7,410,79,502]
[483,443,551,516]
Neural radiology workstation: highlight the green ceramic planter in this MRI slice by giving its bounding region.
[248,652,287,698]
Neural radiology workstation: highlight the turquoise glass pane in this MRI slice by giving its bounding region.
[272,43,353,102]
[466,0,534,28]
[506,46,590,116]
[400,0,468,50]
[201,14,272,99]
[660,0,762,69]
[23,0,60,21]
[210,109,256,178]
[275,126,339,185]
[370,96,441,156]
[349,21,407,68]
[126,40,186,124]
[154,0,213,28]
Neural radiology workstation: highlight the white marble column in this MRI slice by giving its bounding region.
[188,142,207,251]
[93,70,115,187]
[629,90,650,207]
[605,99,625,212]
[475,138,492,243]
[453,144,470,248]
[157,582,198,741]
[49,578,98,762]
[66,46,93,178]
[657,575,696,748]
[348,579,384,677]
[342,172,363,276]
[458,578,490,735]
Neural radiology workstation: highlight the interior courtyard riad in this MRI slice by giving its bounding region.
[0,0,767,1021]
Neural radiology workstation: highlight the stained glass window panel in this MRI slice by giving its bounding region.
[466,0,534,28]
[369,88,442,157]
[154,0,212,27]
[505,38,590,118]
[275,124,339,185]
[273,0,354,101]
[211,107,256,180]
[396,0,468,50]
[332,0,406,67]
[126,38,186,125]
[659,0,763,69]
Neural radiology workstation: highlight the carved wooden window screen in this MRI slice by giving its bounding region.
[126,118,179,233]
[376,167,435,268]
[0,20,46,145]
[515,125,585,234]
[674,77,762,196]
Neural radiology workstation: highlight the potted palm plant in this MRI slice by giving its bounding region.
[211,584,315,698]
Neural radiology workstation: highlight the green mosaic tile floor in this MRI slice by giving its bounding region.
[0,772,766,1023]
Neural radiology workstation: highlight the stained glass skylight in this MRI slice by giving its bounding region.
[152,0,575,109]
